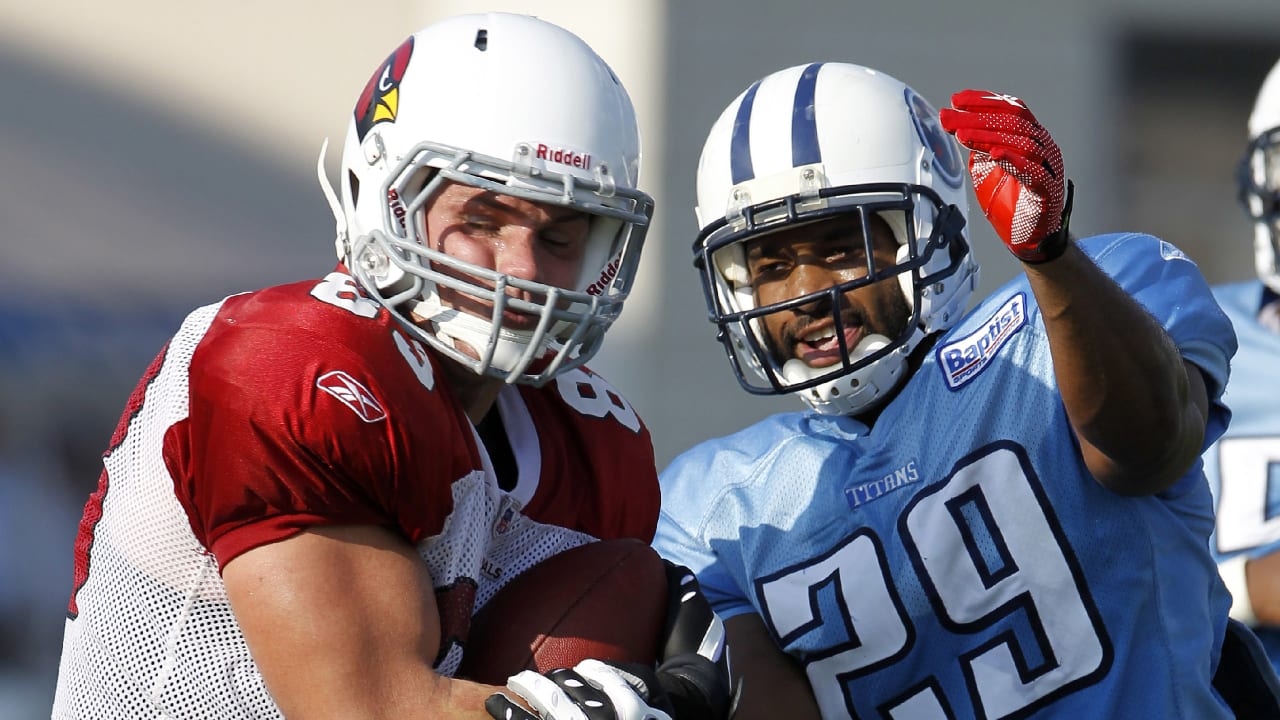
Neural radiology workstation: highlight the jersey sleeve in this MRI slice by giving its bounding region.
[654,449,757,621]
[1082,233,1238,448]
[168,318,435,569]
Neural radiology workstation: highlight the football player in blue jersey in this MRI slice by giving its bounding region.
[654,62,1280,719]
[1210,57,1280,678]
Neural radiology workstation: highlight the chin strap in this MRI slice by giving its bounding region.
[316,138,349,262]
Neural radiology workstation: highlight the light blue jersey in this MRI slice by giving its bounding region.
[1206,280,1280,671]
[656,234,1237,719]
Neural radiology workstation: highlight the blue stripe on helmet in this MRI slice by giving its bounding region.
[791,63,824,167]
[729,79,762,184]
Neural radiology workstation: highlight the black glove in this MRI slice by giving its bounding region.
[654,560,736,720]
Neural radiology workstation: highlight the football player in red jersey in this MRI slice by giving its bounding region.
[53,13,730,720]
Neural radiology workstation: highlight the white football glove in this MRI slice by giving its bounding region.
[486,659,673,720]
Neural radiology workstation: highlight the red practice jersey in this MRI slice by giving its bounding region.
[53,269,659,719]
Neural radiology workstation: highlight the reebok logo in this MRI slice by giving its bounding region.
[317,371,387,423]
[982,92,1025,109]
[585,255,621,296]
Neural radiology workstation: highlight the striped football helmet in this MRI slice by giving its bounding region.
[693,63,979,415]
[1241,57,1280,294]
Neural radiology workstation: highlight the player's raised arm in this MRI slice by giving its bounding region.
[940,91,1210,496]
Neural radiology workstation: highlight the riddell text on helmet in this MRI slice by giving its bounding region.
[536,144,591,170]
[585,257,621,296]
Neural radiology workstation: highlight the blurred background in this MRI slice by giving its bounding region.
[2,0,1278,715]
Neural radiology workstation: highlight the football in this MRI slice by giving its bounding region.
[458,537,669,685]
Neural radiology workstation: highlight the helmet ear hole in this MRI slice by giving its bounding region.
[348,171,361,207]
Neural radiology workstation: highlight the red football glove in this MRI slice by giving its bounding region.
[938,90,1073,263]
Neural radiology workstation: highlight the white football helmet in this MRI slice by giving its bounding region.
[693,63,979,416]
[320,13,653,386]
[1241,58,1280,294]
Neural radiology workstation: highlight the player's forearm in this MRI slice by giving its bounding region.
[725,613,821,720]
[268,670,502,720]
[225,525,503,719]
[1024,244,1205,495]
[427,675,518,720]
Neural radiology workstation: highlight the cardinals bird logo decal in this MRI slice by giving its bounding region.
[355,36,414,141]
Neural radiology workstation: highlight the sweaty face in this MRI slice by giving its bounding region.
[422,181,592,332]
[745,211,911,371]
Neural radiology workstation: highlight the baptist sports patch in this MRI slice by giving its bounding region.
[937,292,1027,390]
